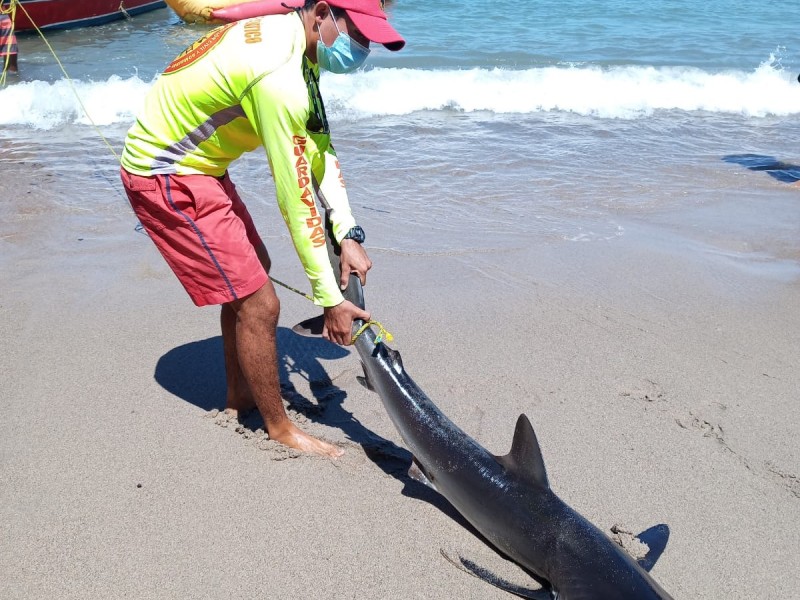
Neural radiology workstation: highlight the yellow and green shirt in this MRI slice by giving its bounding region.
[121,13,355,307]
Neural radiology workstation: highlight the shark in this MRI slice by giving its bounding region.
[293,217,675,599]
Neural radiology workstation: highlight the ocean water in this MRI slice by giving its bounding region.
[1,0,799,277]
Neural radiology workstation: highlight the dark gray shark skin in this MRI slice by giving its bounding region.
[312,213,673,599]
[352,328,672,599]
[335,279,673,600]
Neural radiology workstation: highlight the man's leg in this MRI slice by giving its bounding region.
[228,280,343,458]
[207,182,342,457]
[221,242,270,414]
[121,169,341,457]
[221,303,254,413]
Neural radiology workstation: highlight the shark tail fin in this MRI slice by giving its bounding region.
[496,414,549,489]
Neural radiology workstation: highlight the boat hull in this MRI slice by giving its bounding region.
[14,0,167,32]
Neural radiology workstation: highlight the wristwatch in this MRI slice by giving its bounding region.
[343,225,365,244]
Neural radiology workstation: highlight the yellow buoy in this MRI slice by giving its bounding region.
[166,0,392,26]
[164,0,264,25]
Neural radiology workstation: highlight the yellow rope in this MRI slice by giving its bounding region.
[269,275,313,302]
[8,0,121,160]
[270,275,394,345]
[351,320,394,345]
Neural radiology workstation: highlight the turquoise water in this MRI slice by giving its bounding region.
[389,0,798,71]
[1,2,799,273]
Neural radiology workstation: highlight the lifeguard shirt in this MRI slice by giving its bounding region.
[121,13,356,308]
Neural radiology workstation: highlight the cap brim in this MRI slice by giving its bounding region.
[345,10,405,51]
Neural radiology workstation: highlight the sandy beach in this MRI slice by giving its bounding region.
[2,157,799,599]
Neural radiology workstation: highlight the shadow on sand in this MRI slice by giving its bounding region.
[723,153,800,184]
[153,326,471,528]
[154,328,671,594]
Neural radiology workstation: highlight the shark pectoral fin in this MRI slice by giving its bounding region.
[356,362,376,392]
[292,315,326,337]
[635,524,671,572]
[496,414,549,488]
[408,456,437,491]
[439,548,550,600]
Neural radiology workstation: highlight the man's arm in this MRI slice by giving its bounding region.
[314,150,357,244]
[241,73,345,307]
[312,154,373,342]
[241,70,370,343]
[312,159,372,290]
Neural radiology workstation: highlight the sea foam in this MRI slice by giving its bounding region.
[1,60,798,130]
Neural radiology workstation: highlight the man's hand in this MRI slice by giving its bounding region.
[323,300,371,345]
[339,238,372,290]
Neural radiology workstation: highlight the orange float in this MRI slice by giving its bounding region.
[164,0,293,24]
[166,0,391,25]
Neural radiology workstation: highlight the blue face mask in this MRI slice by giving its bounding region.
[316,11,370,74]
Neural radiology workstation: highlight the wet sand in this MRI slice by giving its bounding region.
[1,163,799,599]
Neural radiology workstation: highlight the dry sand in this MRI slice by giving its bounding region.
[2,164,799,599]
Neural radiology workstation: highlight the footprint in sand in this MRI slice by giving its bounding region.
[675,412,724,442]
[618,378,665,403]
[766,462,800,499]
[205,408,311,461]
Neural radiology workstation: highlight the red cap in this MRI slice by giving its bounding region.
[325,0,405,51]
[280,0,404,50]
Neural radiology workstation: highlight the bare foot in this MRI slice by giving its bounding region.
[270,422,344,459]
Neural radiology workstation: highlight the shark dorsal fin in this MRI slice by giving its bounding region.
[496,414,549,488]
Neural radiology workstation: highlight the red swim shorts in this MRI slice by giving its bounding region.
[120,167,268,306]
